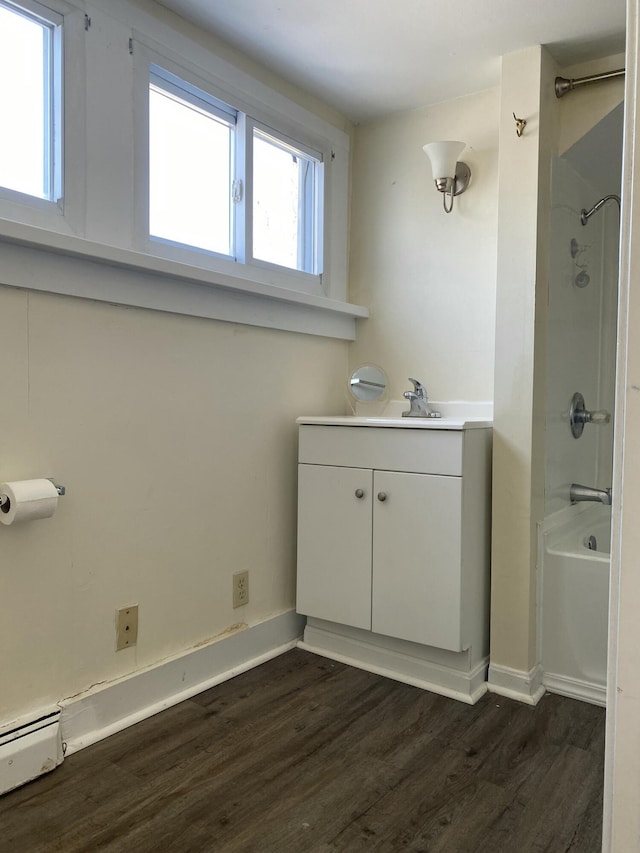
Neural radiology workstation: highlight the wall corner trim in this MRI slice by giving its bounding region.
[60,610,306,755]
[487,662,546,705]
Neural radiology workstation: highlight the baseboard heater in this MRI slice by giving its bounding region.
[0,710,64,795]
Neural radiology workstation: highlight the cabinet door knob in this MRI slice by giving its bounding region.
[355,488,364,499]
[377,491,387,502]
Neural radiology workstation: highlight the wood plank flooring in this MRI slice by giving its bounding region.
[0,649,605,852]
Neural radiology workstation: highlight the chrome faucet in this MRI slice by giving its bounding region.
[402,378,441,419]
[570,483,612,505]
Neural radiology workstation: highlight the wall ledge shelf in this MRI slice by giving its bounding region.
[0,219,368,340]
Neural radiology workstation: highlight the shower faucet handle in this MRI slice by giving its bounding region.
[587,409,611,425]
[569,392,611,438]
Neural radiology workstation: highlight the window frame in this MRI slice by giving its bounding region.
[134,39,338,301]
[0,0,63,204]
[0,0,84,235]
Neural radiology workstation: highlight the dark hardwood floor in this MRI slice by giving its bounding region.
[0,649,605,852]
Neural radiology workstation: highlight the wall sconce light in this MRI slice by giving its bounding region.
[422,141,471,213]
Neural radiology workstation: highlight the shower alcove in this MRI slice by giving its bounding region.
[540,100,623,705]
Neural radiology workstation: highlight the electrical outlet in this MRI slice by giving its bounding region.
[116,605,139,650]
[233,571,249,608]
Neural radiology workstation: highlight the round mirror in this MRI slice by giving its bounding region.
[348,364,388,402]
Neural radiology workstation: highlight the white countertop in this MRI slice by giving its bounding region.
[296,415,491,430]
[297,400,493,430]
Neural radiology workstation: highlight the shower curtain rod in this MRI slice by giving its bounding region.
[555,68,625,98]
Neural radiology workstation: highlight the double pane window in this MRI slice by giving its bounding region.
[148,67,324,280]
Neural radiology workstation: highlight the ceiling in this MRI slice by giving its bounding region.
[156,0,626,123]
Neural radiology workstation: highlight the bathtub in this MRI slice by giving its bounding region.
[540,504,611,706]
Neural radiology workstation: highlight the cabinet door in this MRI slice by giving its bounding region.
[371,470,463,650]
[296,464,373,630]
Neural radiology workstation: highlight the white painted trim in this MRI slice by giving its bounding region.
[60,610,305,755]
[543,672,606,708]
[300,622,488,705]
[604,3,637,850]
[0,230,367,340]
[487,662,545,705]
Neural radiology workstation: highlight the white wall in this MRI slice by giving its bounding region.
[0,284,347,721]
[348,88,499,402]
[489,46,557,681]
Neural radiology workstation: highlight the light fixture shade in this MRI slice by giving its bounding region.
[422,140,466,179]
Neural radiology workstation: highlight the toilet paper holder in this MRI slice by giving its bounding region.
[0,479,66,507]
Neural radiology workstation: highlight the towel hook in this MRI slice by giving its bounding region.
[513,112,527,137]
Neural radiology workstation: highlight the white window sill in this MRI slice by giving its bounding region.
[0,219,368,339]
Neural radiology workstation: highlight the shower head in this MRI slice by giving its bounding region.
[581,194,621,226]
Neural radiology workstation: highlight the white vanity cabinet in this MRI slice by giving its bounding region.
[297,462,374,631]
[296,421,492,655]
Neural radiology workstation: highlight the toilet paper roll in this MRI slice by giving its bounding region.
[0,479,59,525]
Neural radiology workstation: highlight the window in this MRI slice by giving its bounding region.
[0,0,62,201]
[148,65,325,287]
[0,5,357,338]
[149,66,235,257]
[252,128,322,275]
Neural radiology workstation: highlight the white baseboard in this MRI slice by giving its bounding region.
[61,610,305,755]
[300,621,488,705]
[542,672,606,707]
[0,710,63,795]
[487,662,546,705]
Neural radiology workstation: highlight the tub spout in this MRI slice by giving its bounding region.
[570,483,612,505]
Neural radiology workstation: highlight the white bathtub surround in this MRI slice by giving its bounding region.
[0,709,64,795]
[301,619,488,703]
[60,610,305,755]
[540,504,610,706]
[487,662,546,705]
[545,151,620,517]
[538,99,620,712]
